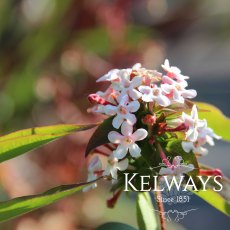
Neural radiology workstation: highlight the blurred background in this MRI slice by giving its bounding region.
[0,0,229,229]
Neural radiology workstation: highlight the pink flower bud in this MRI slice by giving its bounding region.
[199,169,223,177]
[142,114,157,126]
[88,94,112,105]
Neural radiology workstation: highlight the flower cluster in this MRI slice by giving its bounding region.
[84,60,221,192]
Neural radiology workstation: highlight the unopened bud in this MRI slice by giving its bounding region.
[199,169,223,177]
[142,114,157,126]
[88,94,112,105]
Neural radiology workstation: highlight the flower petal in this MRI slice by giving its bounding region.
[119,94,129,106]
[104,105,117,116]
[129,143,141,158]
[117,158,129,171]
[156,95,171,107]
[108,131,123,143]
[181,141,194,153]
[186,128,198,142]
[121,121,133,136]
[131,76,142,88]
[161,84,172,94]
[132,128,148,142]
[127,100,140,112]
[129,88,142,100]
[162,75,174,85]
[113,145,128,159]
[142,94,154,102]
[191,105,198,120]
[110,167,118,179]
[112,115,124,129]
[159,167,173,175]
[96,69,120,82]
[125,113,137,125]
[181,89,197,99]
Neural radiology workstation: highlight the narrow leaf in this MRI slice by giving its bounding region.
[0,123,98,163]
[0,180,97,222]
[193,189,230,217]
[193,163,230,216]
[85,117,115,156]
[96,222,137,230]
[136,192,158,230]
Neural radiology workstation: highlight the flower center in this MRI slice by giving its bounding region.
[119,106,128,115]
[153,89,160,96]
[175,84,182,90]
[124,137,133,144]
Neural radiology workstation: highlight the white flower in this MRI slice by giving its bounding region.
[162,59,189,82]
[103,156,129,180]
[161,76,197,104]
[182,141,208,155]
[182,117,221,155]
[104,95,140,129]
[159,156,194,176]
[181,105,206,142]
[112,69,143,100]
[83,156,102,192]
[138,85,171,106]
[96,69,120,82]
[108,122,148,159]
[197,124,221,146]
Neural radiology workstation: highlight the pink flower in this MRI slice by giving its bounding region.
[138,85,171,106]
[96,69,120,82]
[112,70,143,100]
[104,95,140,129]
[161,76,197,104]
[181,105,206,142]
[162,59,189,82]
[181,141,208,155]
[159,156,194,176]
[108,122,148,159]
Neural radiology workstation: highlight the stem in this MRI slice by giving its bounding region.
[156,142,171,168]
[155,187,166,230]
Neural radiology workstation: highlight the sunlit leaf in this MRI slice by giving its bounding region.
[0,123,98,163]
[193,189,230,217]
[136,192,158,230]
[194,163,230,216]
[0,180,98,222]
[195,102,230,141]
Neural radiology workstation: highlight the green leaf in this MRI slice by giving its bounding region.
[96,222,137,230]
[195,102,230,141]
[199,164,230,204]
[193,163,230,216]
[0,123,98,163]
[136,192,158,230]
[85,117,115,156]
[0,180,97,222]
[193,189,230,217]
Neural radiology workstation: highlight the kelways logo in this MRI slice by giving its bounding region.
[123,173,223,222]
[123,173,223,192]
